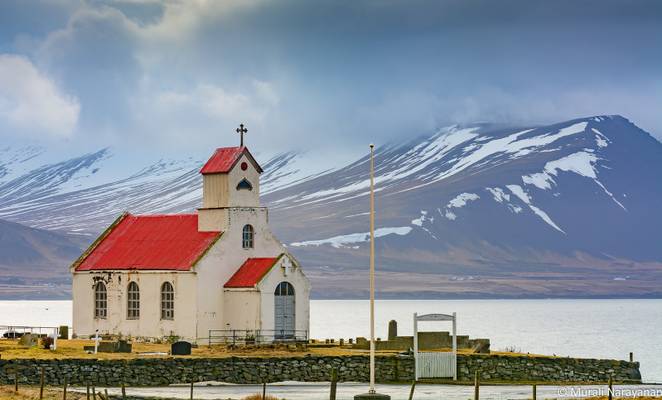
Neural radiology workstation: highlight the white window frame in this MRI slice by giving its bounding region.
[94,282,107,319]
[161,282,175,320]
[127,281,140,320]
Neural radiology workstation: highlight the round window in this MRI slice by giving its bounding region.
[241,162,248,171]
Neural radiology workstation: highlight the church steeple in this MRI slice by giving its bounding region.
[198,126,263,232]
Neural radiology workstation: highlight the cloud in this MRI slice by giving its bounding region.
[0,54,80,138]
[1,0,661,155]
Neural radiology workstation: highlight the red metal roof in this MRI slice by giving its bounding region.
[200,146,263,175]
[224,257,280,288]
[75,213,221,271]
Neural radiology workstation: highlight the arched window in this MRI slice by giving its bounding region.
[161,282,174,320]
[94,282,107,319]
[242,224,254,249]
[236,178,253,191]
[127,282,140,320]
[274,282,295,296]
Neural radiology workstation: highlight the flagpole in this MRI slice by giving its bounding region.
[369,143,376,394]
[355,144,390,400]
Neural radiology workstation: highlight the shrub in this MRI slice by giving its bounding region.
[42,336,54,349]
[242,395,280,400]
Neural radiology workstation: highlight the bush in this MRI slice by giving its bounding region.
[242,395,280,400]
[42,336,54,349]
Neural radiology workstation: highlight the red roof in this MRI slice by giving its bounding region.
[224,257,280,288]
[200,146,263,175]
[75,213,221,271]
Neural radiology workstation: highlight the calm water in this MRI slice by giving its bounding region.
[1,299,661,394]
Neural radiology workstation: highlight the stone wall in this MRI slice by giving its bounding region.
[459,354,641,383]
[0,354,640,386]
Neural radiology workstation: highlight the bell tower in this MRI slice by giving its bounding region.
[198,124,263,232]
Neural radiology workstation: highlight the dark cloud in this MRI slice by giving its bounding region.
[0,0,660,158]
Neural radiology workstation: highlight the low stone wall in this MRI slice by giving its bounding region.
[460,354,641,383]
[0,354,641,386]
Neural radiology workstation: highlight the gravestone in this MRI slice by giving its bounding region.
[58,326,69,340]
[388,320,397,340]
[117,340,132,353]
[171,341,192,356]
[18,333,38,348]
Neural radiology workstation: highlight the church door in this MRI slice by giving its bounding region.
[274,282,295,340]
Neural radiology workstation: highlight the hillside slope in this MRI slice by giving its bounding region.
[0,115,660,298]
[0,219,86,299]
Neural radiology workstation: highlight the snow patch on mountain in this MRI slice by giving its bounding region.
[448,192,480,208]
[290,226,412,248]
[486,187,510,203]
[592,128,610,148]
[521,151,627,211]
[507,184,566,233]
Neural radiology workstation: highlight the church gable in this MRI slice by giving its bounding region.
[224,256,282,289]
[200,146,263,175]
[73,213,222,271]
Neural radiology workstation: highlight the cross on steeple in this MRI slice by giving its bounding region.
[236,123,248,147]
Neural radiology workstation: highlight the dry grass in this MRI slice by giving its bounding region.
[0,338,545,361]
[241,395,280,400]
[0,385,87,400]
[0,339,369,360]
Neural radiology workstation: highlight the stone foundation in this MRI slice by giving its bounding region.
[0,354,641,386]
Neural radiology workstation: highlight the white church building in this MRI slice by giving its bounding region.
[71,134,310,343]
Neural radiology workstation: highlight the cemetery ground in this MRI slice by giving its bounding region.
[0,338,503,360]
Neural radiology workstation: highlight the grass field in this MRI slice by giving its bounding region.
[0,338,400,360]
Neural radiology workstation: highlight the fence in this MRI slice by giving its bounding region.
[0,325,67,339]
[207,329,308,345]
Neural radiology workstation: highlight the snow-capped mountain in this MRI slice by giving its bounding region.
[1,115,661,298]
[263,115,662,298]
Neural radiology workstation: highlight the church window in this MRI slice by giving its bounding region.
[242,224,254,249]
[275,281,295,296]
[161,282,175,320]
[94,282,107,319]
[236,178,253,191]
[127,282,140,320]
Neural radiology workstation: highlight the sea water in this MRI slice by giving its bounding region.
[1,299,660,398]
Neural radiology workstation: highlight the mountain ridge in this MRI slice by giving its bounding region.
[1,114,661,299]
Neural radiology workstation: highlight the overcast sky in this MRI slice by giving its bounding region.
[0,0,660,160]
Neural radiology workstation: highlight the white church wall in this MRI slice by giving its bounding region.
[258,255,311,337]
[72,271,197,341]
[194,209,293,340]
[227,153,261,207]
[222,289,261,332]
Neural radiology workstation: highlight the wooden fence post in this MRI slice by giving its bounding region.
[14,372,18,393]
[330,368,338,400]
[63,376,68,400]
[122,382,127,399]
[532,384,537,400]
[86,384,90,400]
[40,367,45,399]
[262,382,267,400]
[474,370,480,400]
[629,352,633,362]
[608,376,613,400]
[190,380,194,400]
[408,380,416,400]
[104,388,109,400]
[92,386,96,400]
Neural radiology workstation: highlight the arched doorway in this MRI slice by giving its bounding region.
[274,282,295,339]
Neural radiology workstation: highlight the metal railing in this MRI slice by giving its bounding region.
[207,329,308,346]
[0,325,65,350]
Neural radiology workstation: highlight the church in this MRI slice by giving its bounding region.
[70,127,310,343]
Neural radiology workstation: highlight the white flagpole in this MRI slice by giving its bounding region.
[369,143,376,394]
